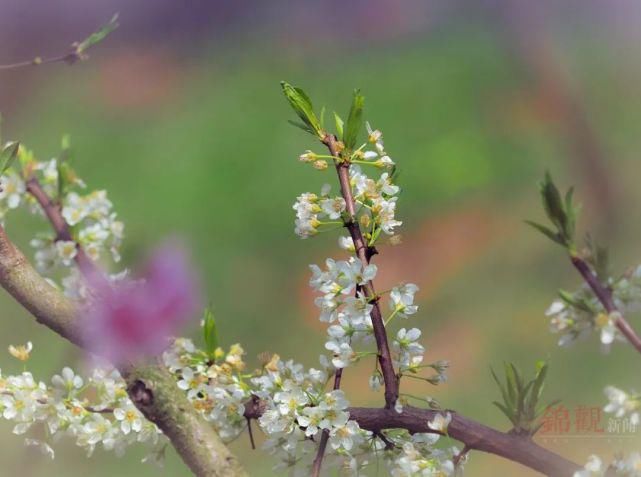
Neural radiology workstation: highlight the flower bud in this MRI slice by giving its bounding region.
[368,372,383,391]
[389,235,403,246]
[313,160,328,171]
[298,150,317,163]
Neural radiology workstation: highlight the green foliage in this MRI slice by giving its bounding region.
[281,81,324,138]
[334,113,344,140]
[0,142,19,175]
[202,307,219,358]
[557,289,594,313]
[491,361,559,436]
[74,13,120,56]
[526,172,581,250]
[343,90,364,150]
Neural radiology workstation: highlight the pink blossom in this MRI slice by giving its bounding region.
[83,242,201,364]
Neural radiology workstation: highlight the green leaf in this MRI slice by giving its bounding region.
[202,307,219,357]
[334,112,344,139]
[287,120,314,134]
[491,367,511,409]
[492,401,518,426]
[524,220,564,246]
[281,82,323,137]
[504,363,518,408]
[564,187,576,240]
[531,363,548,404]
[343,89,364,150]
[0,142,19,174]
[75,13,120,55]
[557,289,594,313]
[539,171,567,234]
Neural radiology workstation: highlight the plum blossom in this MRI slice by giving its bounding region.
[0,170,25,210]
[603,386,640,425]
[574,455,604,477]
[390,283,419,318]
[427,412,452,434]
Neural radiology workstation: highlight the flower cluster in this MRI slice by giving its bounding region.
[546,265,641,351]
[385,432,458,477]
[256,357,374,474]
[293,186,346,239]
[574,453,641,476]
[163,339,251,441]
[603,386,640,426]
[0,142,124,294]
[292,124,400,244]
[309,258,376,368]
[31,188,123,272]
[0,344,165,464]
[0,102,460,476]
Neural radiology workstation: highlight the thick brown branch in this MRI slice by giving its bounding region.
[350,407,578,476]
[243,401,579,476]
[571,255,641,354]
[0,224,245,476]
[322,134,399,409]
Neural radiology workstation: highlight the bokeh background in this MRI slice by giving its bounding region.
[1,1,640,475]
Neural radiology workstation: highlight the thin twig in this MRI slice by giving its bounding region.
[246,418,256,450]
[374,431,395,450]
[571,255,641,354]
[0,53,79,71]
[311,365,344,476]
[453,444,470,468]
[25,177,101,280]
[310,430,330,477]
[321,133,398,409]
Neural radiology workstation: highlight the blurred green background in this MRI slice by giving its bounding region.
[1,1,640,475]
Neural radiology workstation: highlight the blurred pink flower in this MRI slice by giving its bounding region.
[83,242,201,364]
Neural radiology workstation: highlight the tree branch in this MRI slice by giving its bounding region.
[311,367,343,477]
[348,406,580,477]
[243,401,579,476]
[25,178,99,278]
[571,254,641,354]
[321,133,399,409]
[0,225,245,476]
[0,54,77,71]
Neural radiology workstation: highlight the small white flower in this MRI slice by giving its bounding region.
[573,455,603,477]
[51,367,84,393]
[0,171,25,209]
[369,373,382,392]
[8,342,32,361]
[329,420,362,451]
[55,241,77,266]
[338,235,355,252]
[325,341,355,368]
[320,197,346,220]
[113,403,143,435]
[390,284,419,318]
[603,386,640,424]
[428,412,452,434]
